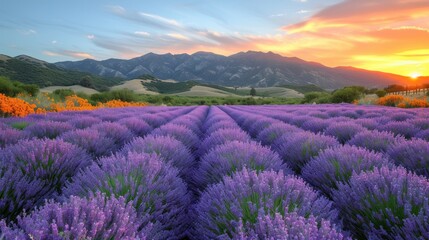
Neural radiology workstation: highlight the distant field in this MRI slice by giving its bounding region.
[238,87,304,98]
[111,79,159,95]
[40,85,99,94]
[175,85,240,97]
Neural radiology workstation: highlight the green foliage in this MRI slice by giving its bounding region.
[79,76,94,88]
[142,80,197,94]
[279,84,326,94]
[426,91,429,97]
[0,76,39,96]
[90,89,139,103]
[250,87,256,96]
[331,87,363,103]
[52,89,76,101]
[375,89,387,98]
[10,121,30,130]
[385,84,406,93]
[0,58,121,91]
[302,92,332,103]
[136,74,157,80]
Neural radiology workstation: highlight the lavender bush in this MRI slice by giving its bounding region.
[63,152,191,239]
[193,169,338,239]
[4,193,146,239]
[24,121,73,139]
[198,128,250,156]
[386,138,429,177]
[302,145,393,197]
[324,122,365,144]
[275,132,340,173]
[347,130,405,153]
[194,141,291,189]
[61,129,117,158]
[333,166,429,239]
[0,138,92,221]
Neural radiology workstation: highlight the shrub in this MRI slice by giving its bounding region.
[24,121,73,139]
[63,152,191,239]
[151,123,199,151]
[377,95,405,107]
[204,121,240,135]
[302,145,393,197]
[0,93,36,117]
[0,139,91,221]
[324,122,365,144]
[379,121,420,139]
[415,129,429,141]
[53,88,75,100]
[347,130,404,153]
[234,212,349,240]
[256,122,301,145]
[67,116,100,129]
[117,117,153,137]
[333,166,429,239]
[91,122,135,146]
[8,193,145,239]
[60,129,117,158]
[375,89,387,97]
[275,132,340,173]
[247,118,281,137]
[331,87,363,103]
[193,169,338,239]
[301,118,330,133]
[121,135,195,183]
[194,141,291,189]
[198,128,250,156]
[409,118,429,130]
[387,139,429,177]
[0,128,29,147]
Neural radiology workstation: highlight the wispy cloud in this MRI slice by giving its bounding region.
[18,29,37,35]
[43,50,95,59]
[134,31,150,37]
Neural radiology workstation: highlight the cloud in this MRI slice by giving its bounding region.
[18,29,37,35]
[139,13,181,28]
[43,50,95,59]
[134,31,150,37]
[87,34,95,39]
[166,33,189,40]
[296,10,311,14]
[51,40,57,44]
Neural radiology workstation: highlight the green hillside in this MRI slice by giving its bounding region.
[0,57,121,91]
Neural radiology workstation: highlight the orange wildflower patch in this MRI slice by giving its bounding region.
[0,93,36,117]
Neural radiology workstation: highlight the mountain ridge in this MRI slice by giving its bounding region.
[54,51,412,89]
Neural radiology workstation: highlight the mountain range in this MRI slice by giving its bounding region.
[55,51,411,89]
[0,51,415,90]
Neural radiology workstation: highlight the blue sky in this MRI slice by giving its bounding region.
[0,0,339,62]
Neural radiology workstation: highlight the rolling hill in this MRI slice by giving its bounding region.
[55,51,412,89]
[0,54,121,91]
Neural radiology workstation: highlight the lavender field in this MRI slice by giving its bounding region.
[0,104,429,239]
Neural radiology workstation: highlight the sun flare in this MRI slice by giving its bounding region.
[410,72,421,79]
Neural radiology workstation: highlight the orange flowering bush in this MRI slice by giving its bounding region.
[377,95,405,107]
[0,93,36,117]
[377,94,429,108]
[1,94,149,118]
[103,99,148,108]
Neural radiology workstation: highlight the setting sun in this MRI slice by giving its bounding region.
[410,72,421,79]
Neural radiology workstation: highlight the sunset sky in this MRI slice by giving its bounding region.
[1,0,428,77]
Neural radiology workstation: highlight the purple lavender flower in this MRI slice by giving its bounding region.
[333,166,429,239]
[67,116,101,129]
[63,152,191,239]
[0,128,30,147]
[60,129,117,158]
[205,121,240,135]
[91,122,135,146]
[302,145,393,197]
[256,122,301,146]
[140,114,168,128]
[247,118,282,137]
[354,118,379,130]
[415,129,429,141]
[301,118,330,133]
[378,121,420,139]
[387,138,429,177]
[151,123,200,151]
[389,112,414,122]
[198,128,250,156]
[409,118,429,130]
[195,141,292,189]
[14,193,146,239]
[171,117,203,136]
[121,135,195,183]
[0,138,92,221]
[234,212,350,240]
[347,130,405,153]
[324,122,365,144]
[24,121,73,139]
[275,132,340,173]
[118,117,153,137]
[193,169,338,239]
